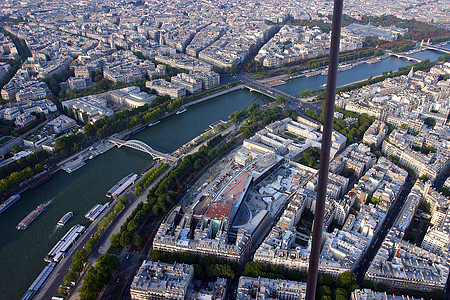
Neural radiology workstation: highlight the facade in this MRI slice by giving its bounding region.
[61,95,114,123]
[14,112,36,127]
[47,115,76,134]
[67,77,87,90]
[237,276,307,300]
[146,79,186,99]
[130,261,194,300]
[171,73,203,94]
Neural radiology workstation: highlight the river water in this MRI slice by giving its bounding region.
[276,48,449,97]
[0,47,446,299]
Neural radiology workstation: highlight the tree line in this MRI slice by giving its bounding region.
[0,150,50,198]
[134,162,169,196]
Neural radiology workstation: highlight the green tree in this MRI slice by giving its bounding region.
[424,117,436,127]
[133,234,143,247]
[119,231,132,247]
[118,196,129,206]
[317,286,332,299]
[110,232,121,248]
[12,144,21,154]
[276,96,287,104]
[84,124,95,135]
[337,272,357,290]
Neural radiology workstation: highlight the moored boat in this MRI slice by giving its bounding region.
[148,120,161,127]
[176,107,187,115]
[0,194,20,214]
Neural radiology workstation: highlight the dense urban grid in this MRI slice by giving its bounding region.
[0,0,449,299]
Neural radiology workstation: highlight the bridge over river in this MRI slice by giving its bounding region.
[108,137,178,162]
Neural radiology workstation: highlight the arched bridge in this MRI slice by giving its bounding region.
[109,138,178,162]
[421,44,450,54]
[387,52,423,62]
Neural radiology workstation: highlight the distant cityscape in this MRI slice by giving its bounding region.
[0,0,449,300]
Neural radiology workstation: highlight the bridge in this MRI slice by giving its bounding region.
[243,81,301,103]
[108,138,178,162]
[421,44,450,54]
[387,52,423,62]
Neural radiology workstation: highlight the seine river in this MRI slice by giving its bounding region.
[0,47,447,299]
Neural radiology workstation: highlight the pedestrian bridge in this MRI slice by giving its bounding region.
[108,138,178,162]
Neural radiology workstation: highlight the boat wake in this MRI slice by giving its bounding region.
[44,195,59,206]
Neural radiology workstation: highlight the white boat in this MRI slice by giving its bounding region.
[57,211,73,226]
[176,107,187,115]
[148,120,161,127]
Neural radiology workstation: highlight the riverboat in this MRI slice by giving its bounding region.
[176,107,187,115]
[0,194,20,214]
[57,211,73,226]
[16,204,46,230]
[29,174,52,189]
[148,120,161,127]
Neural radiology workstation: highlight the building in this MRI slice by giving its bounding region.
[146,79,186,99]
[171,73,203,94]
[237,276,307,300]
[61,95,113,123]
[107,86,155,108]
[14,112,36,127]
[67,77,87,90]
[47,115,76,134]
[363,120,387,148]
[130,261,194,300]
[351,289,422,300]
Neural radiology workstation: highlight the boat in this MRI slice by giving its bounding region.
[306,71,320,77]
[148,120,161,127]
[366,57,381,64]
[16,204,46,230]
[22,262,57,299]
[106,173,138,198]
[29,174,52,189]
[63,161,86,173]
[338,63,353,72]
[45,224,85,262]
[84,203,109,221]
[57,211,73,226]
[176,107,187,115]
[132,126,146,134]
[0,194,20,214]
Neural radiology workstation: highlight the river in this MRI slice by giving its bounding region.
[0,89,270,300]
[276,47,449,97]
[0,46,447,299]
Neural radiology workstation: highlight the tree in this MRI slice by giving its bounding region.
[110,233,121,248]
[118,196,129,206]
[119,231,132,247]
[84,124,95,136]
[317,286,332,299]
[424,117,436,127]
[337,272,357,290]
[12,144,21,154]
[133,234,143,247]
[276,96,286,104]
